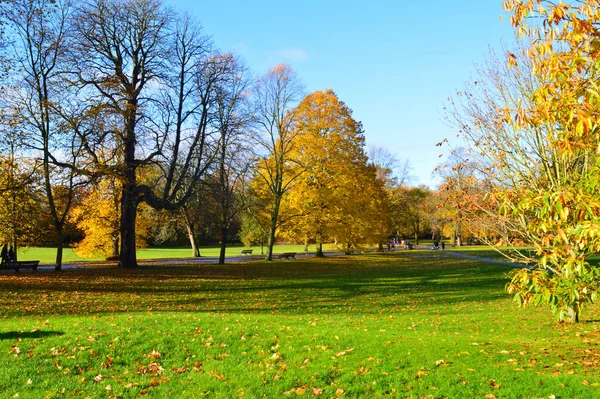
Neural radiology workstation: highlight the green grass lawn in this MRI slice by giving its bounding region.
[17,244,337,264]
[1,251,600,398]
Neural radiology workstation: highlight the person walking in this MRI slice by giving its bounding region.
[441,241,445,251]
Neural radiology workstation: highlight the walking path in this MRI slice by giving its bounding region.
[35,250,350,270]
[29,247,529,271]
[432,248,530,268]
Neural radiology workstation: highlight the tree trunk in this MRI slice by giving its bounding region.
[265,196,281,261]
[55,225,64,272]
[184,218,200,257]
[304,237,309,252]
[119,181,138,268]
[345,242,351,255]
[266,225,276,261]
[566,306,580,323]
[315,232,324,257]
[378,241,384,252]
[218,226,227,265]
[111,235,119,258]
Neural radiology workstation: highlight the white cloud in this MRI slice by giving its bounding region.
[277,48,309,62]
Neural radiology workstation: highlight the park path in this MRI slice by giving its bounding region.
[31,246,528,271]
[35,250,349,270]
[423,247,529,269]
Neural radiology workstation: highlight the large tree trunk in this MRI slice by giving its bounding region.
[119,181,138,268]
[119,100,139,269]
[218,226,227,265]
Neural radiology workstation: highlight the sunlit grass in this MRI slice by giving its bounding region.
[1,252,599,398]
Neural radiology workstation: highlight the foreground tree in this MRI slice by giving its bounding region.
[3,0,83,270]
[457,0,600,322]
[71,2,223,267]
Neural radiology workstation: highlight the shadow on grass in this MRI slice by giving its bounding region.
[0,330,64,340]
[0,252,514,317]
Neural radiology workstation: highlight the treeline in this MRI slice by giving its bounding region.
[0,0,465,270]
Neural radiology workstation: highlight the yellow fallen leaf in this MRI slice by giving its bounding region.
[336,388,344,396]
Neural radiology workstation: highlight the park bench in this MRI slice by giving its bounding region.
[278,252,296,260]
[239,249,253,255]
[0,260,40,272]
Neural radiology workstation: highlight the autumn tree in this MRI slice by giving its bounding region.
[279,90,386,255]
[253,64,303,261]
[70,177,120,258]
[451,0,600,322]
[391,185,433,245]
[2,0,85,270]
[334,163,390,254]
[69,1,227,268]
[0,127,42,253]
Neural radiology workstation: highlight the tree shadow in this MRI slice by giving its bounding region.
[0,252,514,317]
[0,330,64,340]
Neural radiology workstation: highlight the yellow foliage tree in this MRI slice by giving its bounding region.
[494,1,600,322]
[71,178,151,259]
[280,90,390,254]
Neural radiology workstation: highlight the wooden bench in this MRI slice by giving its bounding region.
[0,260,40,272]
[239,249,253,255]
[278,252,296,260]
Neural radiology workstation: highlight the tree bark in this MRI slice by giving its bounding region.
[119,180,138,268]
[218,226,227,265]
[185,221,200,258]
[266,225,276,261]
[566,306,580,323]
[111,235,119,258]
[315,232,324,257]
[55,226,64,272]
[265,194,281,261]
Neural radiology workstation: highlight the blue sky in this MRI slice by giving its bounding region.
[167,0,515,187]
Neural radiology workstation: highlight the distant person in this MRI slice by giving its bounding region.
[441,241,445,251]
[7,245,15,262]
